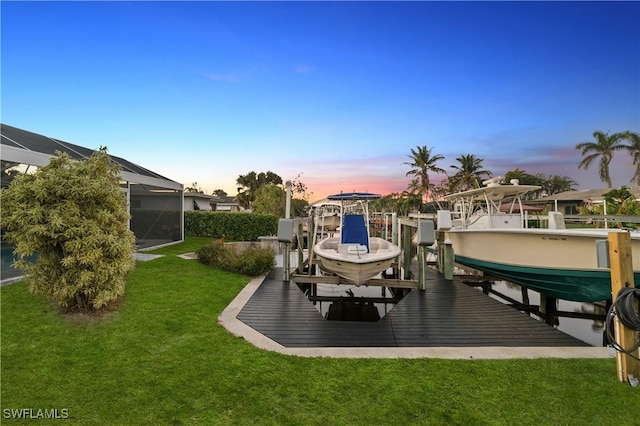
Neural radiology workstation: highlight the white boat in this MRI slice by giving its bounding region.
[313,192,402,286]
[438,177,640,302]
[313,201,341,232]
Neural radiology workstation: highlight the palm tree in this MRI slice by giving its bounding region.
[575,131,627,188]
[621,131,640,186]
[403,145,445,202]
[449,154,492,191]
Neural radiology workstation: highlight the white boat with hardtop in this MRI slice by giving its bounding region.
[437,177,640,302]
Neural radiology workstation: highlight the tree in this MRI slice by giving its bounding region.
[448,154,491,191]
[212,189,228,197]
[1,149,136,311]
[540,174,577,195]
[290,172,312,201]
[504,169,576,197]
[236,171,283,209]
[504,168,535,185]
[575,130,627,188]
[621,131,640,186]
[403,145,445,203]
[251,184,286,217]
[185,182,203,193]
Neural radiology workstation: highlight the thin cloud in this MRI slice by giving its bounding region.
[204,73,240,83]
[294,64,314,74]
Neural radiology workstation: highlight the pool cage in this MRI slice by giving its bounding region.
[1,124,184,281]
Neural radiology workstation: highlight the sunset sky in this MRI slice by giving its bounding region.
[2,1,638,201]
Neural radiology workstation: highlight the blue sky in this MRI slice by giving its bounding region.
[2,1,639,201]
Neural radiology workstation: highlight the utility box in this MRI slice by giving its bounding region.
[437,210,452,230]
[277,218,294,243]
[417,219,435,246]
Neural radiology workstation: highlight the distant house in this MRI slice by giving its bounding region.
[184,192,215,211]
[210,195,244,212]
[532,187,640,214]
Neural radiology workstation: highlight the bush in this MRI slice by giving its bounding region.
[185,211,277,240]
[1,150,136,310]
[197,240,275,276]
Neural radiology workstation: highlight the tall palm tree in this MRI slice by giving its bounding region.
[403,145,445,202]
[621,131,640,186]
[575,131,627,188]
[449,154,492,191]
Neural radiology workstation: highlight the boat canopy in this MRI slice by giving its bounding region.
[443,184,541,203]
[327,192,381,201]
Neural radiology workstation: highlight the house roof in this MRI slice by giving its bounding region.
[184,192,216,200]
[210,195,239,204]
[1,124,180,188]
[534,187,640,202]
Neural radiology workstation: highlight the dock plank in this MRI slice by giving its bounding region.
[236,269,589,348]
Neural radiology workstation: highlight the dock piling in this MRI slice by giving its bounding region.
[443,239,454,281]
[607,231,640,383]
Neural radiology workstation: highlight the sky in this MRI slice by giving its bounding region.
[1,1,639,202]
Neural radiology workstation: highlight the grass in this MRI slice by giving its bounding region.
[2,237,638,425]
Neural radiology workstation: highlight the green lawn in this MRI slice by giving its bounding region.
[1,238,638,425]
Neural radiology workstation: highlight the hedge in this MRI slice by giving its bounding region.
[184,211,278,241]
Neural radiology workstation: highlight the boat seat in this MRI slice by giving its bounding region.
[338,244,368,255]
[341,214,369,252]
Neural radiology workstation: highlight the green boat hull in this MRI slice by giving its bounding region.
[455,255,640,302]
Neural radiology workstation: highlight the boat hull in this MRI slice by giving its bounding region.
[445,228,640,302]
[313,237,401,286]
[318,215,341,231]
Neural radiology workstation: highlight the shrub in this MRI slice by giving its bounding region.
[0,149,136,311]
[197,240,275,276]
[184,211,277,240]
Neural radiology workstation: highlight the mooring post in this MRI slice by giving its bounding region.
[418,246,427,290]
[282,243,290,281]
[435,231,443,273]
[521,287,531,316]
[417,220,435,290]
[443,239,454,281]
[607,230,640,383]
[402,222,412,280]
[277,218,294,282]
[391,213,398,246]
[540,296,558,326]
[297,222,304,274]
[436,210,452,274]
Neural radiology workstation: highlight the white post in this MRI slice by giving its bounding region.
[285,180,292,219]
[391,213,398,245]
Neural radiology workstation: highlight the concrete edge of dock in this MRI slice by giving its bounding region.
[218,274,614,360]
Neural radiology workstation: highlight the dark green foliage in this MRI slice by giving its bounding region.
[0,150,135,310]
[196,240,275,276]
[184,211,278,240]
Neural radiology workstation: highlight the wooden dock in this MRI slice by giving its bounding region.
[236,267,590,348]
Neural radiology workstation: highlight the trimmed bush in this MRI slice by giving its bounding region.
[197,240,275,277]
[185,211,278,241]
[1,150,136,310]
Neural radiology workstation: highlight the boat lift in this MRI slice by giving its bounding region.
[277,213,438,290]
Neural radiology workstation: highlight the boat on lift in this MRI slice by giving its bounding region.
[438,177,640,302]
[313,192,401,286]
